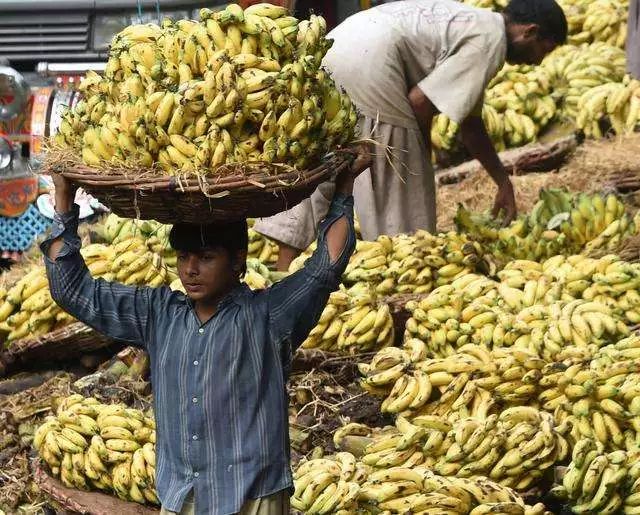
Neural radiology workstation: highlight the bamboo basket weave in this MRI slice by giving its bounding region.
[45,152,350,224]
[3,322,116,371]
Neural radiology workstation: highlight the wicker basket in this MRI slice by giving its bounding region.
[46,153,350,224]
[2,322,116,373]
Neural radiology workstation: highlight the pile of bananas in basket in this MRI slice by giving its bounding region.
[34,394,159,505]
[54,3,357,172]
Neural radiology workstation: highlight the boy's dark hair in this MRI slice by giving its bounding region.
[504,0,568,45]
[169,220,249,257]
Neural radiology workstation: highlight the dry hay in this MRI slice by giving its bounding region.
[436,133,640,231]
[0,372,72,512]
[288,359,391,464]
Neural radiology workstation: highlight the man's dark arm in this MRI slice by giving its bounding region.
[460,116,516,224]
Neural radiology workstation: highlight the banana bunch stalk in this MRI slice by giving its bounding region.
[551,439,630,513]
[247,220,278,264]
[302,287,394,353]
[56,3,357,172]
[33,394,159,505]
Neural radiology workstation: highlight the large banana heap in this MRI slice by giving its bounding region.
[551,439,638,513]
[539,334,640,452]
[301,286,394,353]
[575,76,640,137]
[399,263,629,361]
[248,219,278,264]
[563,0,629,48]
[456,188,635,261]
[292,455,551,514]
[541,42,626,121]
[34,394,158,505]
[55,3,357,172]
[332,406,568,492]
[359,342,548,420]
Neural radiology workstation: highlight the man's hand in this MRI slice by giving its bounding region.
[492,179,517,226]
[335,143,373,196]
[460,117,517,226]
[51,173,78,214]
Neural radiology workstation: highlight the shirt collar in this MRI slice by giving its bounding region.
[184,282,249,311]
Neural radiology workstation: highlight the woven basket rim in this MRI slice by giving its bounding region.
[44,150,351,196]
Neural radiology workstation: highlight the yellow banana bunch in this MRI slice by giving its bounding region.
[302,286,394,353]
[333,407,567,493]
[34,394,159,505]
[55,4,356,173]
[244,258,273,290]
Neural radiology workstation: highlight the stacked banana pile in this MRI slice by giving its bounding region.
[301,287,394,353]
[575,76,640,137]
[563,0,629,48]
[359,343,548,420]
[399,265,628,361]
[293,455,551,514]
[55,3,357,171]
[538,334,640,452]
[108,237,171,287]
[541,43,626,121]
[33,394,158,505]
[552,439,634,513]
[248,219,278,264]
[332,407,568,492]
[0,233,177,346]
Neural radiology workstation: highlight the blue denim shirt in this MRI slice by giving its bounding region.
[40,194,356,514]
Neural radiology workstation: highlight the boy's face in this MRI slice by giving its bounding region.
[176,247,241,302]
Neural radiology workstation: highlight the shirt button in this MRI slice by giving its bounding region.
[194,472,200,478]
[193,360,199,366]
[192,397,198,403]
[192,434,198,440]
[198,328,204,334]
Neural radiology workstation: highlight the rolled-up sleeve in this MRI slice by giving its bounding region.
[267,193,356,350]
[40,205,158,347]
